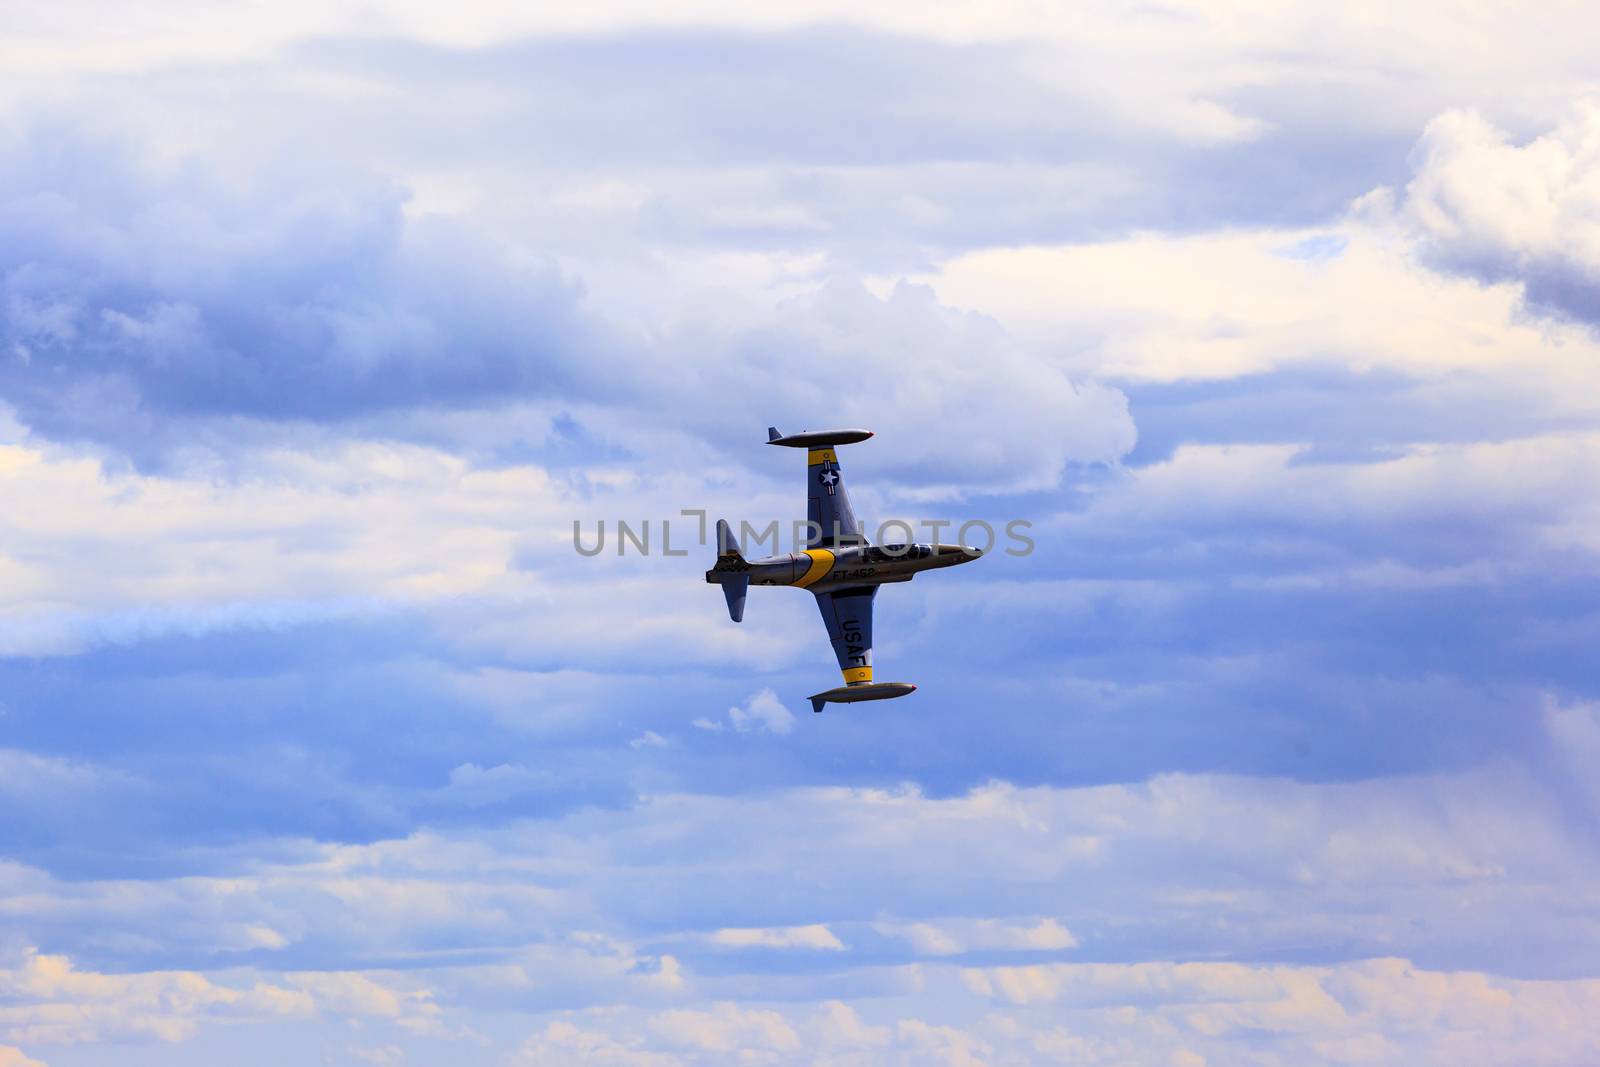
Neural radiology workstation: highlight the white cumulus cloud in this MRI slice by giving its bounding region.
[1398,101,1600,324]
[700,688,795,736]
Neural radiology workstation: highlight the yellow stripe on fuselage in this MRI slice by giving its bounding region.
[807,448,837,465]
[843,666,873,684]
[795,548,835,588]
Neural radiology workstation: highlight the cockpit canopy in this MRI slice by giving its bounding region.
[864,543,932,562]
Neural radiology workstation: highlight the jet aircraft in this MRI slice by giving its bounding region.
[706,427,981,712]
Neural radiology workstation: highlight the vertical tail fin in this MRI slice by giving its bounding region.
[717,518,743,559]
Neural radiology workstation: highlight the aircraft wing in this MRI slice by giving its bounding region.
[814,586,877,685]
[767,427,869,547]
[805,447,861,548]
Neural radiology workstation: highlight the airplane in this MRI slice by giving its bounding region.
[706,426,982,713]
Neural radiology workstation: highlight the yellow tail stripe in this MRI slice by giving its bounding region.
[795,549,834,588]
[843,666,873,684]
[807,448,837,465]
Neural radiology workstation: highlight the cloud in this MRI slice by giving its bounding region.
[0,763,1595,1059]
[0,948,464,1058]
[1396,101,1600,325]
[649,1003,799,1055]
[0,1048,46,1067]
[443,763,550,808]
[500,957,1600,1067]
[284,971,437,1025]
[703,688,795,736]
[916,221,1600,390]
[0,949,312,1045]
[4,418,1597,877]
[660,278,1135,494]
[894,1018,993,1066]
[21,5,1575,271]
[0,125,612,459]
[515,1020,682,1067]
[1,122,1134,495]
[874,918,1077,957]
[706,925,844,952]
[6,15,1600,1067]
[959,957,1600,1065]
[4,760,1597,979]
[2,946,1597,1066]
[811,1001,890,1050]
[1542,696,1600,818]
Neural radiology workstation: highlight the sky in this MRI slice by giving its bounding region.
[2,2,1600,1064]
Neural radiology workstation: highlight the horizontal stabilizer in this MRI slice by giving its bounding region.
[767,427,875,449]
[808,681,916,713]
[722,574,749,622]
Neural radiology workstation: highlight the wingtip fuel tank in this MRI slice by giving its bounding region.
[766,427,875,448]
[807,682,917,714]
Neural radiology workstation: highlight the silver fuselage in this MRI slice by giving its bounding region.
[719,542,981,594]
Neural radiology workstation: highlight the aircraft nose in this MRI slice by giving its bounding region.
[964,546,982,559]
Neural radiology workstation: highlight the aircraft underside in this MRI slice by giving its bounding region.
[705,427,981,711]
